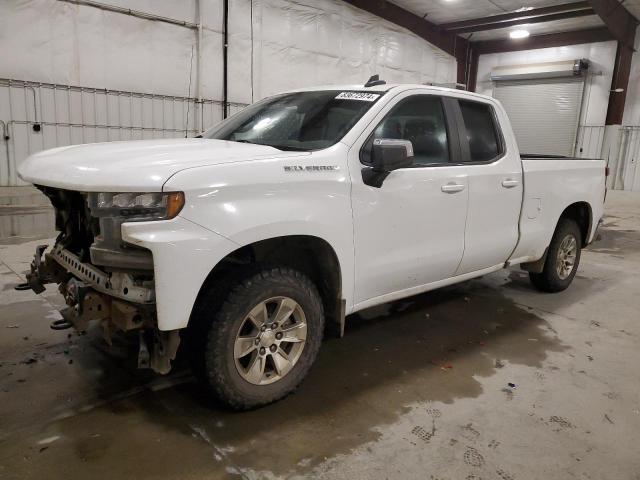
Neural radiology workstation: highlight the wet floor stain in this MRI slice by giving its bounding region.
[0,195,598,478]
[587,227,640,255]
[0,280,569,478]
[9,283,560,478]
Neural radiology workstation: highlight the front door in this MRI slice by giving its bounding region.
[349,92,469,307]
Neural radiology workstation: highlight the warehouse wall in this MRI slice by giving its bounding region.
[0,0,456,186]
[622,26,640,126]
[615,27,640,192]
[228,0,456,104]
[476,40,622,169]
[477,39,640,191]
[476,41,617,127]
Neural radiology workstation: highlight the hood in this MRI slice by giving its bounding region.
[18,139,308,192]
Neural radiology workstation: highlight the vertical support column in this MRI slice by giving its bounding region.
[196,0,203,131]
[606,41,635,125]
[468,48,479,92]
[455,39,477,91]
[222,0,229,119]
[455,39,470,88]
[456,50,467,86]
[604,36,635,190]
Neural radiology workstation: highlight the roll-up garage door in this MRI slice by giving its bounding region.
[493,76,585,157]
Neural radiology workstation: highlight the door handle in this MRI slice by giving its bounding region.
[441,183,465,193]
[501,178,520,188]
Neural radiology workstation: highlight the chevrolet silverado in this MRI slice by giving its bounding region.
[18,80,605,409]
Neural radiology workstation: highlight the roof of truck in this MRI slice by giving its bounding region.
[284,83,494,102]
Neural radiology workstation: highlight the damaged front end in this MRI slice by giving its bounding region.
[22,187,184,374]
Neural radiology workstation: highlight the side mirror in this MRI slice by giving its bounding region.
[371,139,414,172]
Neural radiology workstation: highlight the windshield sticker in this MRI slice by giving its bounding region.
[335,92,380,102]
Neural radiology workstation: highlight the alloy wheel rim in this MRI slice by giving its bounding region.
[556,234,577,280]
[233,296,307,385]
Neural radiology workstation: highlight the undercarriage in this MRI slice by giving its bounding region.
[23,186,180,374]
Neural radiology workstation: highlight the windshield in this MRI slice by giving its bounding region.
[201,90,383,151]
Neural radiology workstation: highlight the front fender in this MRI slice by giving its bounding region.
[162,148,355,313]
[121,216,239,331]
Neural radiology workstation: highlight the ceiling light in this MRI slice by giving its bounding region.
[510,29,530,39]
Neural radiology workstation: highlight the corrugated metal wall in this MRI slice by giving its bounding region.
[0,78,247,185]
[617,127,640,191]
[576,125,606,159]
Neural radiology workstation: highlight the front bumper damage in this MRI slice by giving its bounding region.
[24,244,180,374]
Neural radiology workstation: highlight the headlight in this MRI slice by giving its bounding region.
[88,192,185,220]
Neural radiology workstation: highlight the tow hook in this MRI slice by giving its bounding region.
[138,331,150,369]
[15,244,53,294]
[50,319,73,330]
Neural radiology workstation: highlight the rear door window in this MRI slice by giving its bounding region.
[458,100,503,162]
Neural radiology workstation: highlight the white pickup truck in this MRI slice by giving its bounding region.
[19,81,605,409]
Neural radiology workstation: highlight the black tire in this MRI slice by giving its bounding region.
[529,218,582,293]
[192,267,324,410]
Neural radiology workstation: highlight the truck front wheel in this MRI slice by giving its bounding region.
[194,267,324,410]
[529,218,582,293]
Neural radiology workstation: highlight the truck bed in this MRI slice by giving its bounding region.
[509,155,606,264]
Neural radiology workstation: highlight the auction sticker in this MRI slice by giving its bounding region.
[335,92,380,102]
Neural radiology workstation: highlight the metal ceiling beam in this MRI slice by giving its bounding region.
[449,10,596,34]
[341,0,467,61]
[441,2,593,32]
[585,0,638,50]
[472,27,614,54]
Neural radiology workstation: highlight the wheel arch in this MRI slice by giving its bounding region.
[188,235,345,339]
[521,201,592,274]
[558,201,592,247]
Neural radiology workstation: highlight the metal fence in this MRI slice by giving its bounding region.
[0,78,248,186]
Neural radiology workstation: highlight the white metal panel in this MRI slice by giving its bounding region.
[0,79,230,186]
[0,1,207,99]
[95,0,199,25]
[241,0,456,101]
[622,26,640,125]
[575,125,605,159]
[0,0,456,185]
[620,127,640,191]
[493,77,585,156]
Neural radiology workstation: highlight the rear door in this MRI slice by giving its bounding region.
[349,91,469,306]
[452,98,523,275]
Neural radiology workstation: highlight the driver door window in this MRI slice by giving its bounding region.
[362,95,450,166]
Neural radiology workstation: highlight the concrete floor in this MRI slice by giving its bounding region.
[0,187,639,480]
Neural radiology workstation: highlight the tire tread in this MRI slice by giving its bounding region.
[194,267,323,410]
[529,218,582,293]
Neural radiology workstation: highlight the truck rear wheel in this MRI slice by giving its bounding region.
[194,267,324,410]
[529,218,582,293]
